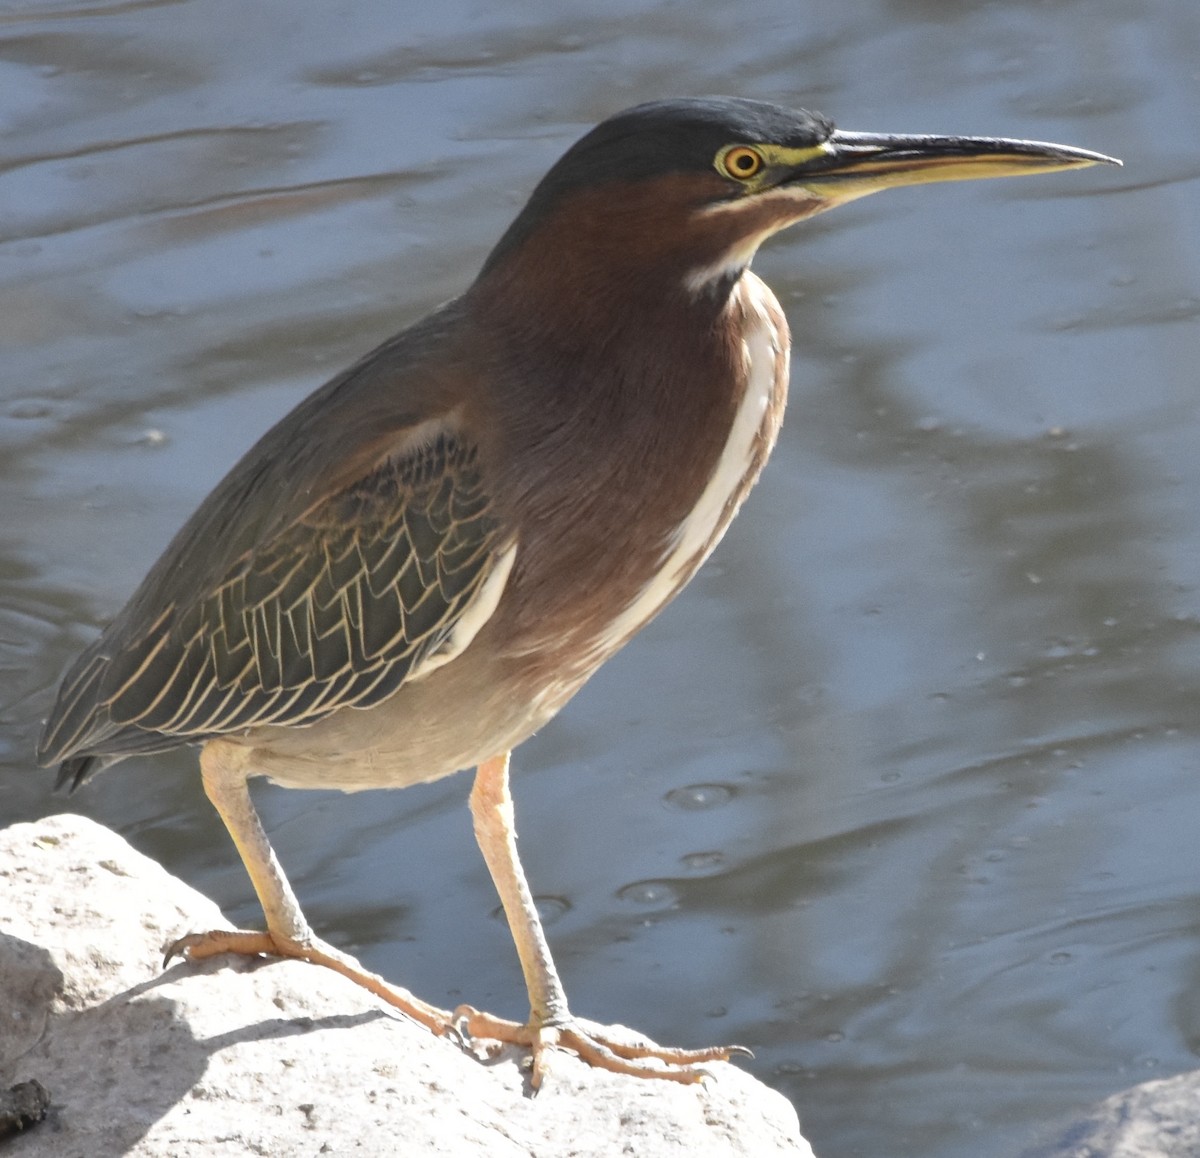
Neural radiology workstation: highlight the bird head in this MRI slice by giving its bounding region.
[478,96,1118,302]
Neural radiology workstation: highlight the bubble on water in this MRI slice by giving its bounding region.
[491,895,570,925]
[664,783,734,811]
[616,879,680,908]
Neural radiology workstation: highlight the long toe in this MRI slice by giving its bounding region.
[454,1005,750,1088]
[164,927,279,965]
[164,926,456,1036]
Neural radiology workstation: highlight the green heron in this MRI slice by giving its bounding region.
[38,97,1118,1086]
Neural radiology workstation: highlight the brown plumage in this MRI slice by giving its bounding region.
[38,97,1116,1085]
[46,428,504,761]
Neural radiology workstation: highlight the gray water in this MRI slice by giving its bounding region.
[2,2,1195,1156]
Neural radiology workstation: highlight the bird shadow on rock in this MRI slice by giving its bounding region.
[1,942,391,1156]
[0,932,62,1144]
[0,932,63,1068]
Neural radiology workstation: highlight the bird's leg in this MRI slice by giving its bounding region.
[456,752,747,1086]
[164,739,456,1036]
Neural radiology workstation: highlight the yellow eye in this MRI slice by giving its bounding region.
[719,145,765,181]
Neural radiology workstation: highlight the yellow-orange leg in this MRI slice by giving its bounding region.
[164,739,455,1036]
[455,752,750,1086]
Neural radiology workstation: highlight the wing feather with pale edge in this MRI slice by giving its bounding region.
[39,430,510,767]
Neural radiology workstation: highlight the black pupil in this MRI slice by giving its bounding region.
[736,154,754,171]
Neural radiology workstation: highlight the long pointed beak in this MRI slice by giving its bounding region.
[794,130,1121,202]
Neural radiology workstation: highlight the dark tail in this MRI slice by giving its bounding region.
[54,756,99,794]
[39,648,110,784]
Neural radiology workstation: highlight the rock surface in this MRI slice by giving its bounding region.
[0,814,813,1157]
[1025,1069,1200,1158]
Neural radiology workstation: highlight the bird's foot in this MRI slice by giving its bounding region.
[453,1004,751,1088]
[163,927,456,1036]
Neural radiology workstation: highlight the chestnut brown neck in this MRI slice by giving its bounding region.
[462,178,766,641]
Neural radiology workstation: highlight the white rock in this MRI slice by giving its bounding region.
[1027,1069,1200,1158]
[0,814,814,1157]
